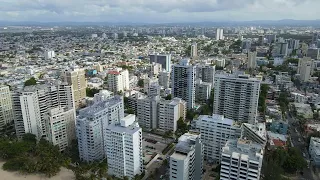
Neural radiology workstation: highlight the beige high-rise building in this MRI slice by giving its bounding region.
[45,107,76,151]
[62,69,87,108]
[0,85,14,129]
[158,98,186,132]
[297,57,314,82]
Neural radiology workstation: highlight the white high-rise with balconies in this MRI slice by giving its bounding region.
[213,74,261,124]
[191,114,241,163]
[216,28,224,40]
[220,139,264,180]
[247,52,257,69]
[12,83,75,139]
[107,68,130,93]
[170,132,203,180]
[0,85,14,129]
[76,95,124,162]
[158,98,186,132]
[191,43,198,57]
[105,114,143,179]
[172,59,196,109]
[45,107,76,151]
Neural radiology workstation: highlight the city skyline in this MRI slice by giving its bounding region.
[0,0,319,23]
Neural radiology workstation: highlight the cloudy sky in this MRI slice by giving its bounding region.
[0,0,319,23]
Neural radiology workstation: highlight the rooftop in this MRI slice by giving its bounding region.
[195,114,240,127]
[223,139,264,161]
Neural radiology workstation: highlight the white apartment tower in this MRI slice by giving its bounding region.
[62,68,87,108]
[191,43,198,57]
[107,69,130,93]
[105,114,143,179]
[158,98,186,132]
[172,59,196,110]
[170,132,203,180]
[216,28,224,40]
[12,83,75,139]
[45,107,76,151]
[247,51,257,69]
[0,85,14,129]
[213,74,261,124]
[191,114,241,163]
[220,139,264,180]
[297,57,314,82]
[19,91,43,139]
[44,50,55,60]
[76,95,124,162]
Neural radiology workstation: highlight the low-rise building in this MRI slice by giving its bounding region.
[309,137,320,167]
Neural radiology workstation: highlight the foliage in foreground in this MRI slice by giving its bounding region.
[0,134,69,177]
[263,147,307,180]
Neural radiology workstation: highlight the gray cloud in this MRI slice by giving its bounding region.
[0,0,317,22]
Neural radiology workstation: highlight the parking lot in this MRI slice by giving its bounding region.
[142,133,171,180]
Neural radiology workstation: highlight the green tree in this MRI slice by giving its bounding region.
[165,94,172,100]
[24,77,37,86]
[86,88,100,97]
[138,79,144,88]
[126,108,135,114]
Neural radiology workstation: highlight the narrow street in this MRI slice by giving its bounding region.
[287,113,319,180]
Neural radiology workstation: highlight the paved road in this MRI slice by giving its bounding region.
[142,132,174,144]
[287,113,318,180]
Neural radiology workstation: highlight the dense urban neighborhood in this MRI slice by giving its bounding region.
[0,23,320,180]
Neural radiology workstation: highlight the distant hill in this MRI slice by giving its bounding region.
[0,19,319,27]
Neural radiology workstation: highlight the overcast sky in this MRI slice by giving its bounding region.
[0,0,319,22]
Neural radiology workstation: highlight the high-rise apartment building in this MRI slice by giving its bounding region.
[297,57,314,82]
[12,83,75,139]
[18,91,43,139]
[273,42,288,56]
[195,80,212,103]
[105,114,143,179]
[149,54,172,72]
[172,59,196,109]
[137,96,160,130]
[76,95,124,162]
[158,98,186,132]
[0,85,14,129]
[62,68,87,108]
[169,132,203,180]
[191,43,198,57]
[216,28,224,40]
[44,50,55,60]
[191,114,241,163]
[158,70,170,89]
[196,64,215,86]
[220,139,264,180]
[150,62,162,77]
[107,69,130,93]
[247,51,257,69]
[45,107,76,151]
[213,74,261,124]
